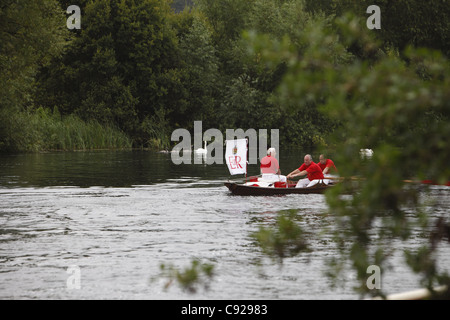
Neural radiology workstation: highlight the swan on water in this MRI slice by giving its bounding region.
[360,148,374,158]
[195,141,207,154]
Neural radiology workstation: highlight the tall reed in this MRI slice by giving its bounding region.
[0,107,132,152]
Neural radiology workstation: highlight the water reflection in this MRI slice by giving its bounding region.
[0,149,313,188]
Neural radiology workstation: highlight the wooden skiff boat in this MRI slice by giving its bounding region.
[224,182,332,196]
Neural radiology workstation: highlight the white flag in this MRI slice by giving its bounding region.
[225,139,247,175]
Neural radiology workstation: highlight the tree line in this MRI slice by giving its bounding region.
[1,0,448,152]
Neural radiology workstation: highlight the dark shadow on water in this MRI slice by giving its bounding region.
[0,149,318,188]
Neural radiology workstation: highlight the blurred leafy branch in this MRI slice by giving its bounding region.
[250,209,310,263]
[152,259,215,293]
[245,10,450,298]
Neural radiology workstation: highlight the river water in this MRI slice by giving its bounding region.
[0,150,449,299]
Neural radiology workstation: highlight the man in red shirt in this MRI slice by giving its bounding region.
[259,148,287,183]
[319,154,339,185]
[287,154,324,188]
[260,148,281,175]
[318,154,338,175]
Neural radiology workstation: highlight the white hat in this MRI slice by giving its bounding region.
[267,148,276,156]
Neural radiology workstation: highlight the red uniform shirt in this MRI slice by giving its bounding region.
[298,161,324,181]
[260,155,279,174]
[318,159,337,173]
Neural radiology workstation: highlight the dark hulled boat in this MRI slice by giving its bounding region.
[224,182,332,196]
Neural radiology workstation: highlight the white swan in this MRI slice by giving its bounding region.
[360,148,374,158]
[194,141,207,154]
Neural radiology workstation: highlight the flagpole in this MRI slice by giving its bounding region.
[245,138,248,182]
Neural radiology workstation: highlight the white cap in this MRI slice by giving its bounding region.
[267,148,276,156]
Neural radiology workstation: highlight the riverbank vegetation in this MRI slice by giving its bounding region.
[0,107,132,152]
[2,0,449,153]
[240,1,450,298]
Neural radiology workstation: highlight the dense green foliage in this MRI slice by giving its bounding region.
[247,10,450,297]
[0,0,66,113]
[304,0,450,57]
[35,0,179,149]
[3,0,449,152]
[0,0,133,152]
[171,0,194,12]
[0,107,132,152]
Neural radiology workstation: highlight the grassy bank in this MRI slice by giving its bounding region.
[0,107,132,153]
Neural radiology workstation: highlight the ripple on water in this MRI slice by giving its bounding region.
[0,182,449,299]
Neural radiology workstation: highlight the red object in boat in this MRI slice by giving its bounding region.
[274,181,287,188]
[421,180,450,186]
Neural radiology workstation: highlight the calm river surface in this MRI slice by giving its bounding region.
[1,150,449,299]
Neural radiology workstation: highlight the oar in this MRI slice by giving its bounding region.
[322,176,363,181]
[325,176,450,186]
